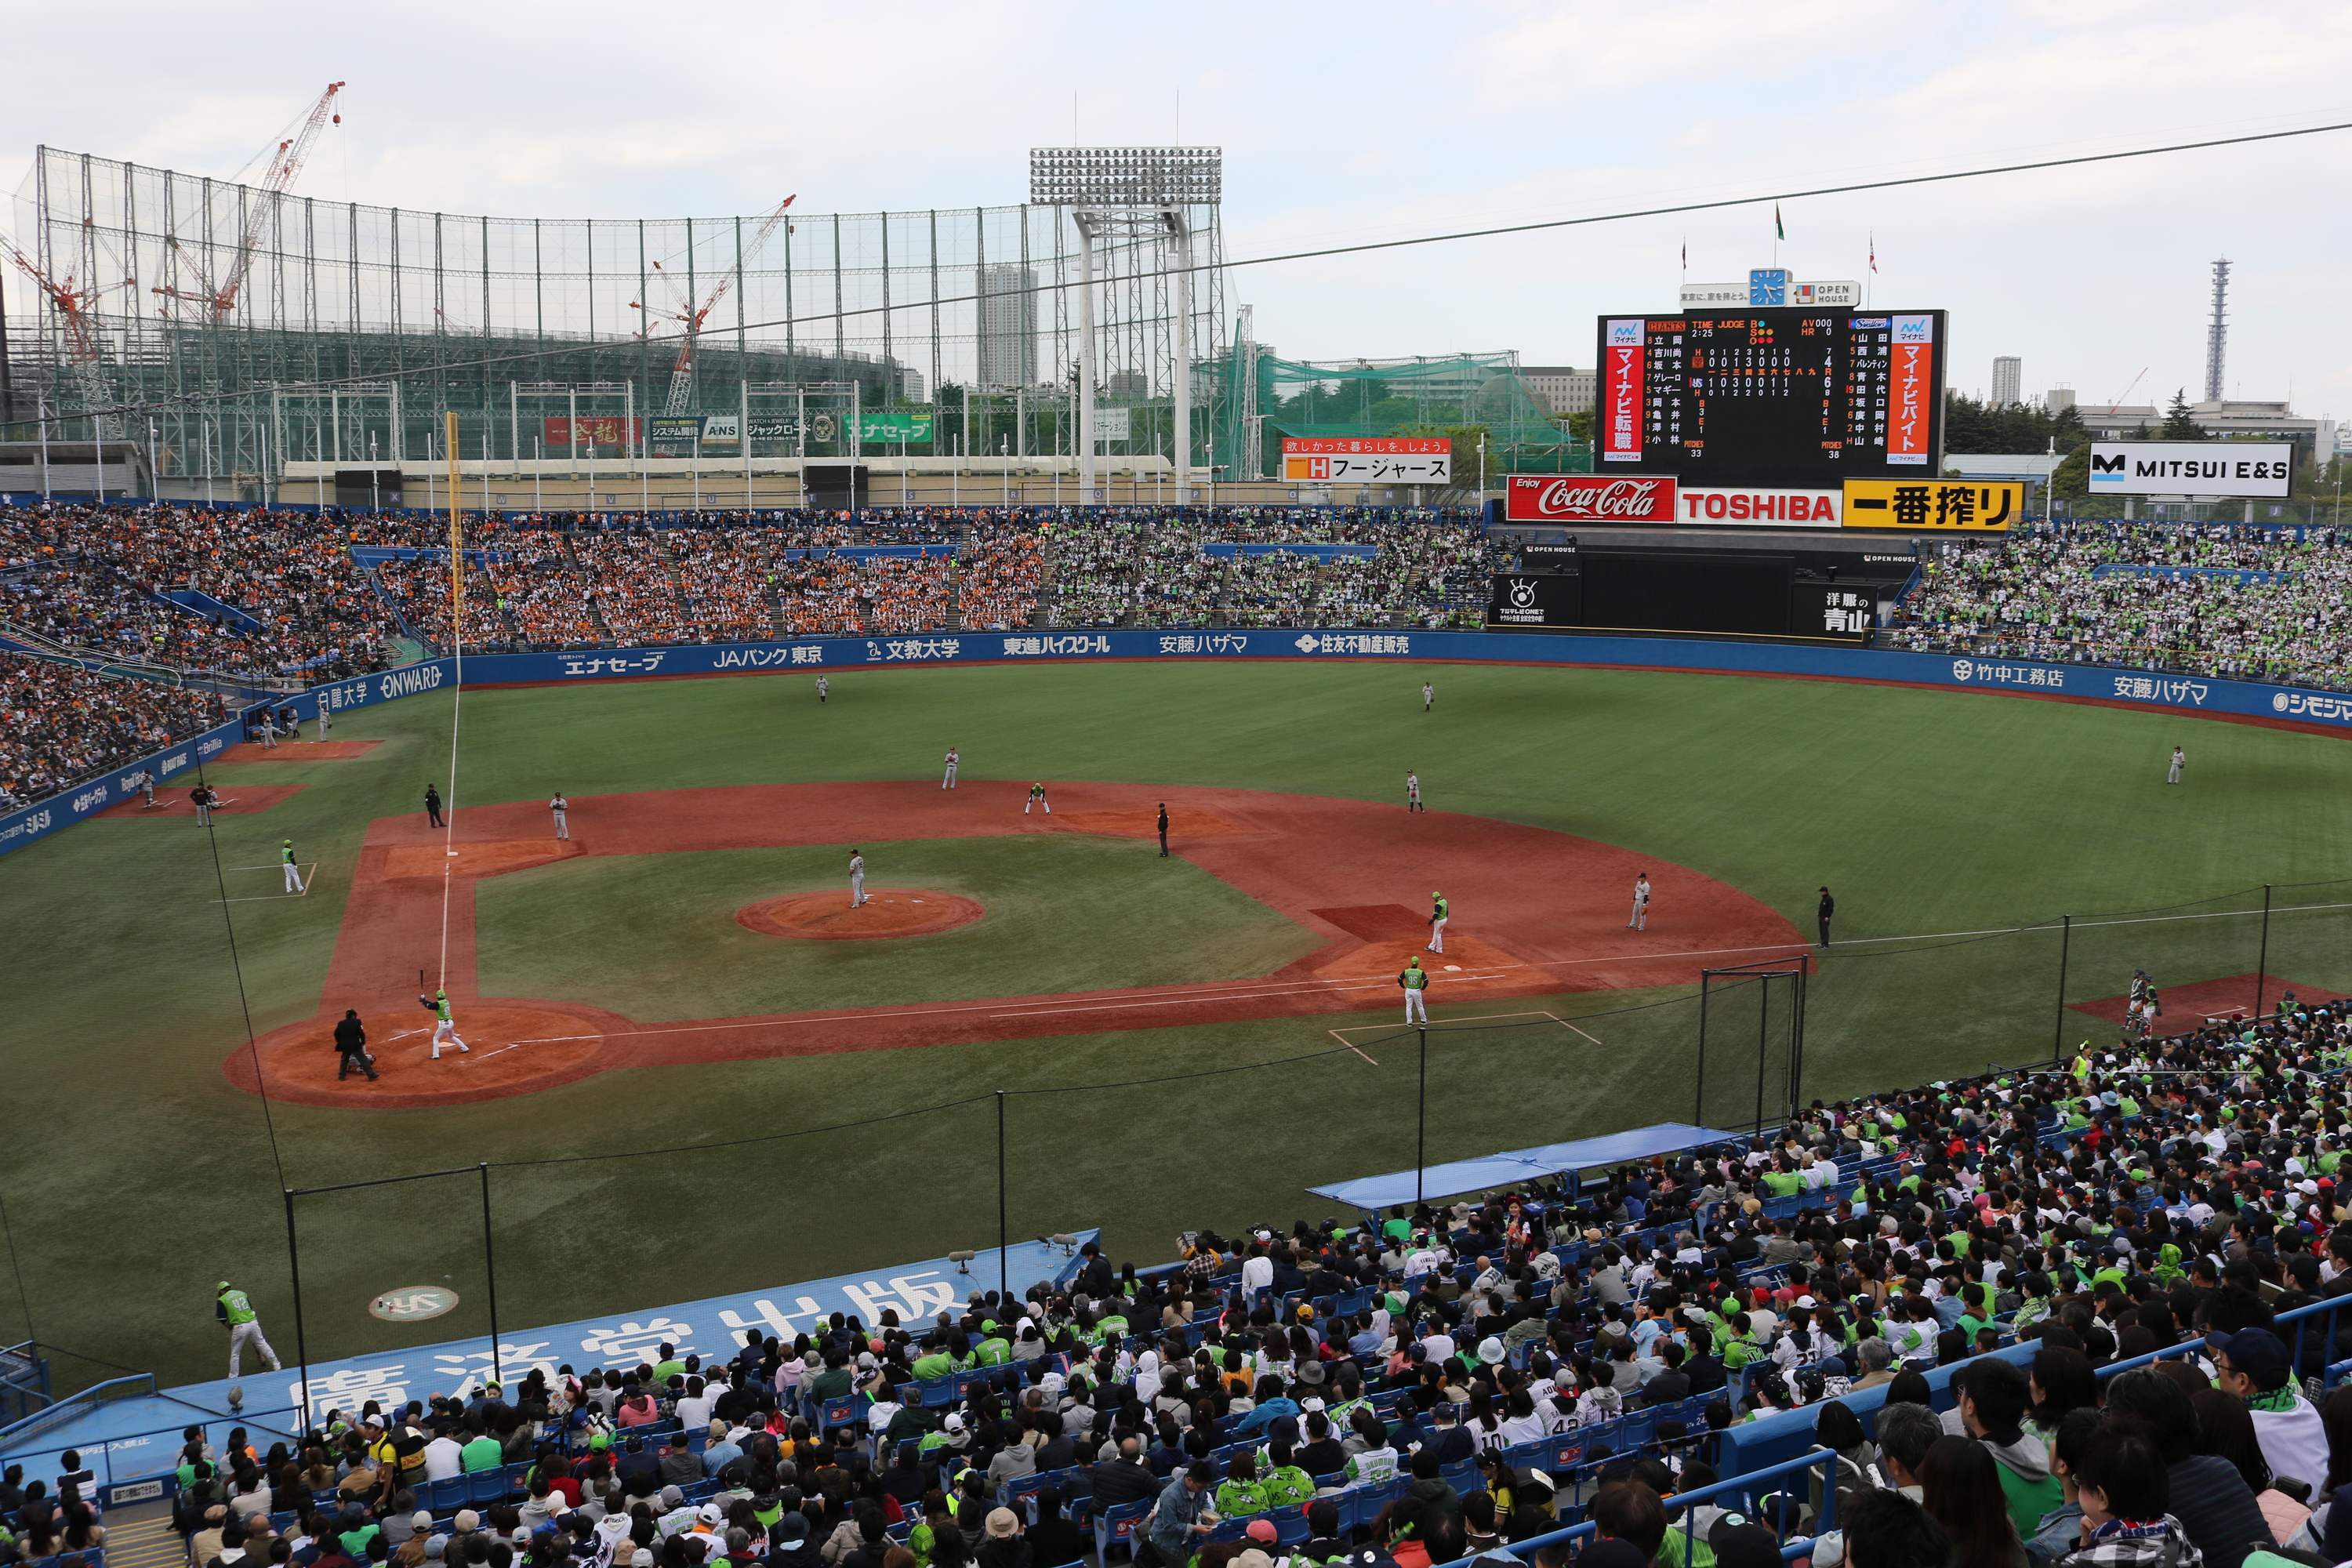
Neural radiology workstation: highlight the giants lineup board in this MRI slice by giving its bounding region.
[1597,309,1947,485]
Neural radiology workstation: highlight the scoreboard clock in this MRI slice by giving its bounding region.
[1597,308,1947,487]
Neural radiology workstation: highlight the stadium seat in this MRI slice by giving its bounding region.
[423,1477,467,1513]
[467,1468,510,1506]
[1094,1499,1151,1562]
[1269,1503,1310,1545]
[1439,1459,1481,1497]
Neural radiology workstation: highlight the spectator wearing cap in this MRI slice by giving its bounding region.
[2211,1327,2328,1494]
[1418,1403,1475,1465]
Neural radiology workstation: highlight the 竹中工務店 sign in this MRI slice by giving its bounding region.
[2089,441,2293,498]
[1281,437,1451,484]
[1842,479,2023,531]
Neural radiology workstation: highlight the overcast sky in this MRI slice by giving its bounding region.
[8,1,2348,420]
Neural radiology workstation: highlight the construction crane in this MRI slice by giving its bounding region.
[153,81,344,324]
[631,194,795,416]
[2104,366,2149,416]
[3,239,129,437]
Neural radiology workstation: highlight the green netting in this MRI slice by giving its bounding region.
[1209,345,1589,483]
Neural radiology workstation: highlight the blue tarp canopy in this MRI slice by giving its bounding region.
[1305,1123,1747,1213]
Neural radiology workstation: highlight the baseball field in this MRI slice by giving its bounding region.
[5,655,2351,1391]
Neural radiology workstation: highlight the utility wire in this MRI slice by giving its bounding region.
[194,750,289,1192]
[33,118,2352,425]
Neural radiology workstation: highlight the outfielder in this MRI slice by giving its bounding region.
[2167,746,2185,785]
[1399,956,1431,1025]
[849,849,868,907]
[1406,771,1424,812]
[216,1281,281,1377]
[550,792,569,841]
[1025,782,1052,815]
[1628,873,1651,931]
[280,839,304,893]
[421,989,470,1058]
[1421,681,1434,713]
[816,677,829,704]
[1428,892,1449,954]
[942,747,960,789]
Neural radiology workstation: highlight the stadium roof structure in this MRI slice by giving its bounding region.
[1306,1122,1746,1213]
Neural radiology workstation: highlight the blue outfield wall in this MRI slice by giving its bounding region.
[6,629,2350,859]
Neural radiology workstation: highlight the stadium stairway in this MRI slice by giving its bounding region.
[99,1498,178,1568]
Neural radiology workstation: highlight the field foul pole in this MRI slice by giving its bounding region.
[441,412,464,993]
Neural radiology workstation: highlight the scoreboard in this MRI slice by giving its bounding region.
[1597,308,1947,487]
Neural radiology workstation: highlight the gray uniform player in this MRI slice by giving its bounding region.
[849,850,867,907]
[942,747,959,789]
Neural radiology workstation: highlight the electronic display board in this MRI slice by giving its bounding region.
[1597,309,1947,487]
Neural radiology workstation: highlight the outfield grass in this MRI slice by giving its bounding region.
[4,657,2350,1390]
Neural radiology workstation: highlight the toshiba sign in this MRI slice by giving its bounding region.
[1676,487,1842,526]
[1504,474,1678,524]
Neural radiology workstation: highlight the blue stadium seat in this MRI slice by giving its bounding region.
[1094,1500,1151,1562]
[1269,1504,1310,1546]
[466,1468,509,1506]
[423,1477,467,1514]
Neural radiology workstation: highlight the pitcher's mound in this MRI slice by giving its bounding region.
[736,888,985,940]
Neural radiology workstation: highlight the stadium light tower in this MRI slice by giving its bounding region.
[1029,146,1220,504]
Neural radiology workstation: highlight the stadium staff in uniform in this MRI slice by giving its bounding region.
[1406,771,1425,811]
[849,849,867,908]
[216,1281,282,1377]
[190,782,217,826]
[1428,892,1449,954]
[942,747,960,789]
[423,989,470,1058]
[1817,887,1835,948]
[1628,873,1651,931]
[334,1009,377,1081]
[1025,782,1052,815]
[2168,746,2185,784]
[281,839,305,894]
[550,792,569,841]
[1399,956,1432,1025]
[1157,803,1170,857]
[816,676,829,704]
[1421,681,1434,713]
[425,783,445,827]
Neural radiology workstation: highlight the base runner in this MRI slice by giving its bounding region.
[281,839,305,893]
[1428,892,1449,953]
[420,989,470,1058]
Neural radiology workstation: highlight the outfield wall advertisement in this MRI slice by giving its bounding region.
[8,632,2352,858]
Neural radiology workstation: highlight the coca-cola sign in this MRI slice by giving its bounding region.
[1504,474,1678,524]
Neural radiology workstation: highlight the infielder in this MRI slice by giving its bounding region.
[816,676,829,704]
[280,839,304,893]
[1628,873,1651,931]
[1421,681,1434,713]
[216,1280,281,1377]
[421,989,470,1058]
[1025,782,1052,815]
[2167,746,2184,785]
[1406,771,1424,811]
[133,768,156,808]
[1428,892,1449,954]
[942,747,960,789]
[1399,956,1431,1025]
[550,792,569,840]
[849,849,867,907]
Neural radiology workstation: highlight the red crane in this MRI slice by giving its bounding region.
[4,239,129,435]
[154,80,344,324]
[632,194,795,415]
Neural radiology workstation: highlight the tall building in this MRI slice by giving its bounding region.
[1519,365,1595,416]
[1991,357,2021,407]
[976,264,1037,388]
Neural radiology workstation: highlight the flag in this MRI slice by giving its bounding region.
[1774,204,1784,241]
[1680,239,1687,271]
[1869,232,1878,274]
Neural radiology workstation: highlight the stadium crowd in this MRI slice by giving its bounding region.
[1886,523,2352,691]
[0,650,227,808]
[119,993,2352,1568]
